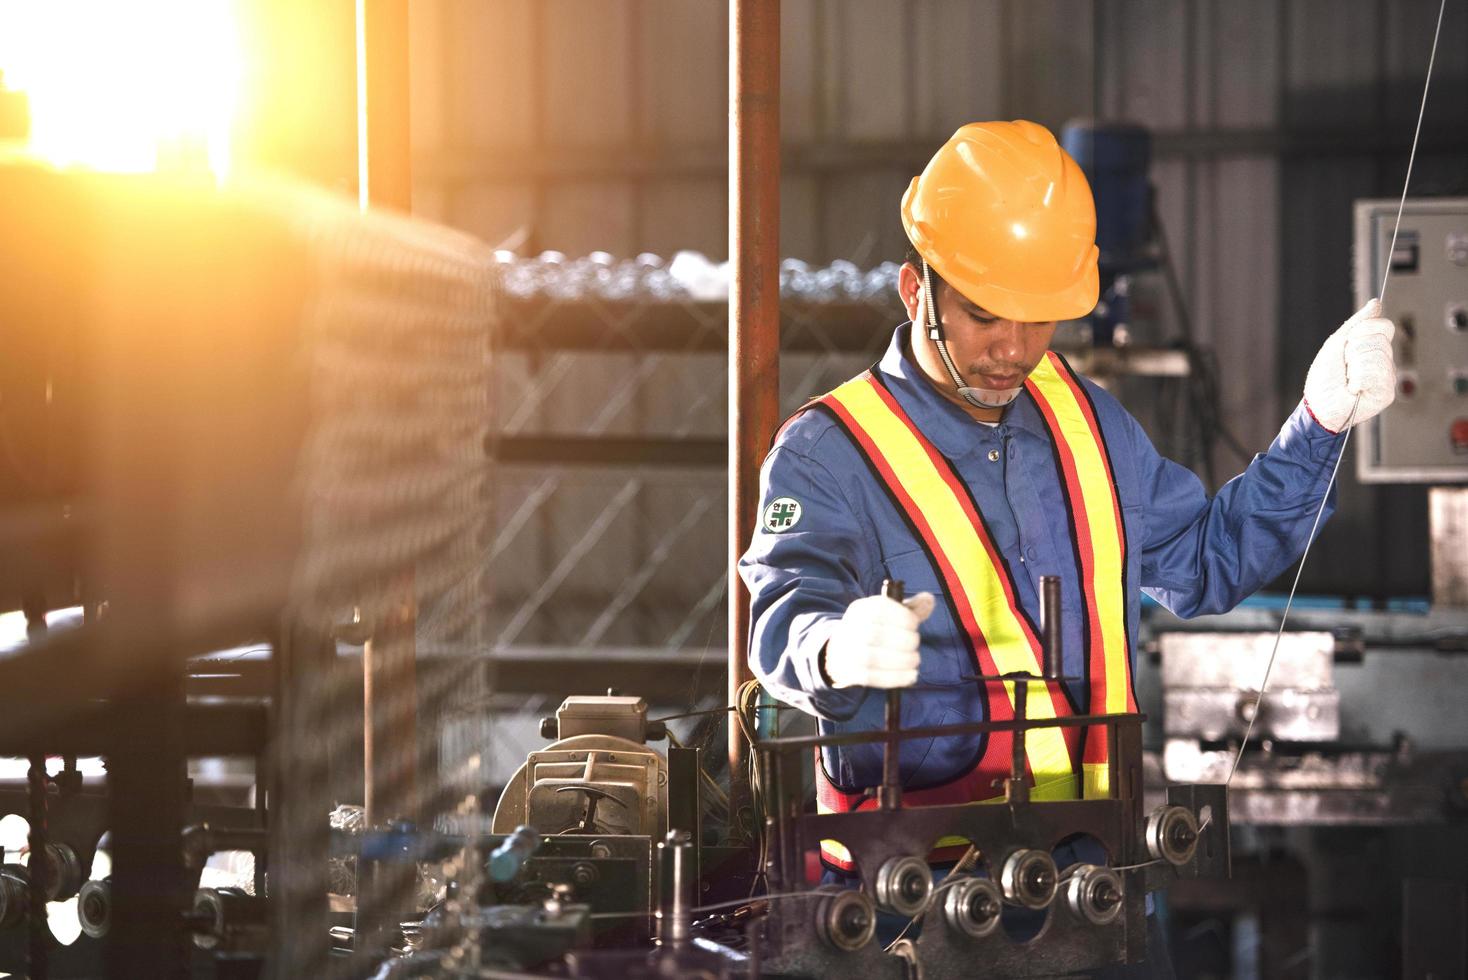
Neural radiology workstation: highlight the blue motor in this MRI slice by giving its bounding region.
[1061,121,1155,345]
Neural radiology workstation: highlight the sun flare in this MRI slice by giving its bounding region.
[0,0,243,178]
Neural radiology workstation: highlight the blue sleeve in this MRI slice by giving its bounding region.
[737,439,880,722]
[1133,399,1345,618]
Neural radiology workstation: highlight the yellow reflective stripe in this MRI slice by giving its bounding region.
[821,836,854,866]
[1031,770,1080,801]
[1082,762,1109,799]
[1027,356,1130,720]
[829,379,1071,786]
[921,774,1080,853]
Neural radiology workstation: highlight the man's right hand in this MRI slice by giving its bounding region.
[820,591,936,689]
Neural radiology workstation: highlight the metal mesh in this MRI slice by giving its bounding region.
[487,252,904,659]
[0,166,500,977]
[269,186,498,977]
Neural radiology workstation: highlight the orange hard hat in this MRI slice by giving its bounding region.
[901,120,1099,323]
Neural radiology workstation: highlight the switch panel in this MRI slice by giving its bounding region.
[1354,198,1468,483]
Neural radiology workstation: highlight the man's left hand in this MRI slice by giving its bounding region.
[1303,298,1397,433]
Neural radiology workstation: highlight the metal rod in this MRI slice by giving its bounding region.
[757,711,1143,752]
[728,0,781,828]
[880,579,905,810]
[27,755,48,980]
[359,581,422,966]
[363,574,418,827]
[269,623,333,977]
[656,831,695,947]
[355,0,412,210]
[667,746,702,889]
[1039,575,1063,679]
[1008,679,1030,804]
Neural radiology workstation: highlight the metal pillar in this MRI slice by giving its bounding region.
[362,576,419,826]
[355,0,413,211]
[728,0,781,830]
[353,0,418,832]
[268,622,334,979]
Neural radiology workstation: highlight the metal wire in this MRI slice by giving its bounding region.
[1379,0,1448,305]
[1227,0,1447,788]
[1225,394,1359,786]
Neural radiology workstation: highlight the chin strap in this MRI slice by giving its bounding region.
[921,260,1022,409]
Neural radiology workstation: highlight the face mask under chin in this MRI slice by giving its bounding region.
[958,385,1022,409]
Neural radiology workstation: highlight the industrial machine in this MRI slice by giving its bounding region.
[1155,627,1468,825]
[345,581,1229,978]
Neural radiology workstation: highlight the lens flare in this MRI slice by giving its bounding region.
[0,0,243,178]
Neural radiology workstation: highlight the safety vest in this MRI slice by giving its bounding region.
[807,352,1137,872]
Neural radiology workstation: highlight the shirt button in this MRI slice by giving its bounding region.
[987,449,1001,462]
[1026,547,1038,561]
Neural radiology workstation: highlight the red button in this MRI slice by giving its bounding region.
[1453,418,1468,452]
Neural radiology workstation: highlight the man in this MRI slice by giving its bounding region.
[737,120,1395,972]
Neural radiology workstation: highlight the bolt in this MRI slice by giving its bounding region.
[969,893,999,922]
[1093,882,1121,911]
[839,904,870,937]
[182,910,217,935]
[1236,696,1259,723]
[1027,866,1054,894]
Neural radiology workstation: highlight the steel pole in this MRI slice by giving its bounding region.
[728,0,780,829]
[354,0,417,830]
[356,0,412,210]
[354,9,419,966]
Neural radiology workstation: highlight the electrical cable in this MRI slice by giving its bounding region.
[1225,0,1447,789]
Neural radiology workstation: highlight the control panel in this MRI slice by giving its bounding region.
[1354,197,1468,483]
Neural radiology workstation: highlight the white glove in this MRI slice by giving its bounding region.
[821,592,936,689]
[1303,298,1397,433]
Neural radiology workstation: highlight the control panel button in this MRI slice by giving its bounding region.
[1452,418,1468,454]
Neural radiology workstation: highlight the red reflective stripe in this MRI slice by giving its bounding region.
[1051,363,1138,716]
[1044,356,1137,716]
[1028,387,1108,724]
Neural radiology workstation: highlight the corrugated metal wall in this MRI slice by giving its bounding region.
[413,0,1468,609]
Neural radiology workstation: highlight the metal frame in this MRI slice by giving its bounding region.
[754,697,1228,977]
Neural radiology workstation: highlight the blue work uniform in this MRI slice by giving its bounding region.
[739,321,1342,796]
